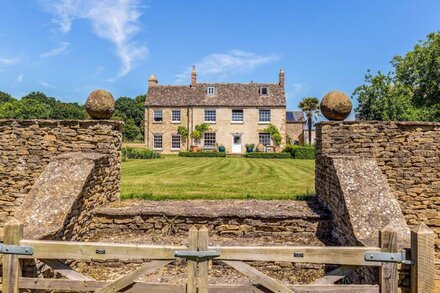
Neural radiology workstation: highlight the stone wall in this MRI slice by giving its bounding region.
[315,121,440,276]
[0,120,122,228]
[286,122,304,144]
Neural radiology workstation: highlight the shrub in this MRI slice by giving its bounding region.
[245,152,291,159]
[283,145,315,159]
[121,147,160,160]
[179,151,226,157]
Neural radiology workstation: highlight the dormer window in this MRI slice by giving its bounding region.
[207,86,215,96]
[260,87,268,96]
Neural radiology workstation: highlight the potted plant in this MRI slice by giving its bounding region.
[190,123,210,152]
[245,143,255,153]
[218,144,226,152]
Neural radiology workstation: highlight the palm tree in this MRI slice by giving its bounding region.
[298,97,320,145]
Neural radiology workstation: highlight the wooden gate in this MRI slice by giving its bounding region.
[1,220,436,293]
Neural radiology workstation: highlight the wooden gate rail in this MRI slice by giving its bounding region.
[1,220,436,293]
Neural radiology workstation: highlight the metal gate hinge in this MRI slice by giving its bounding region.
[175,250,220,262]
[0,244,34,255]
[364,250,412,265]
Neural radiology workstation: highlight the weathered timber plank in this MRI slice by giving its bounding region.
[18,279,379,293]
[19,240,185,260]
[198,226,209,293]
[187,226,198,293]
[2,219,23,293]
[95,260,172,293]
[223,260,294,293]
[379,226,398,293]
[311,265,356,284]
[217,246,381,266]
[410,223,435,293]
[41,259,94,281]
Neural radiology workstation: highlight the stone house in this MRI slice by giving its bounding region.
[144,68,302,154]
[286,110,305,144]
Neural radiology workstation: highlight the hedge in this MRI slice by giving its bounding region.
[179,151,226,157]
[121,147,160,160]
[245,152,292,159]
[283,145,315,159]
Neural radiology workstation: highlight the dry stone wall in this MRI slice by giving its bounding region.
[0,119,122,229]
[315,121,440,276]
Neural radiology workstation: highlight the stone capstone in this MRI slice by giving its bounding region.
[320,91,352,121]
[85,89,115,119]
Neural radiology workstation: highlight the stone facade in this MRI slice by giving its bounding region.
[315,121,440,276]
[286,122,304,144]
[145,106,286,154]
[0,119,122,229]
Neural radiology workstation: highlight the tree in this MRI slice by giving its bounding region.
[0,91,15,103]
[353,31,440,121]
[122,119,142,141]
[113,95,145,141]
[298,97,319,145]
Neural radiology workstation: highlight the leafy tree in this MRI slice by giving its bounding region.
[298,97,320,145]
[113,95,145,141]
[0,91,15,103]
[354,31,440,121]
[261,124,282,145]
[122,119,143,141]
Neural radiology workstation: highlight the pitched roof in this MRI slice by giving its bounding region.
[146,83,286,107]
[286,111,304,123]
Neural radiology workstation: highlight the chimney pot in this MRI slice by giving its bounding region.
[279,69,285,88]
[148,74,158,87]
[191,65,197,86]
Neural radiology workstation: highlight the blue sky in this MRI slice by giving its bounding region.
[0,1,439,113]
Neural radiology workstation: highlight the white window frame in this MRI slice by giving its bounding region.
[171,110,181,123]
[259,133,271,146]
[260,87,269,96]
[153,134,163,150]
[171,134,181,150]
[203,132,216,147]
[207,86,216,96]
[153,110,163,122]
[259,109,271,123]
[231,109,244,123]
[204,109,216,123]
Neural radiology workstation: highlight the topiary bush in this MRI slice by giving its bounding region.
[121,147,160,160]
[245,152,292,159]
[179,151,226,157]
[283,145,315,159]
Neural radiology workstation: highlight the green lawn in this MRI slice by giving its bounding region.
[121,156,315,200]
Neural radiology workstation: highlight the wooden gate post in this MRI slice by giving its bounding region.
[187,226,198,293]
[410,223,435,293]
[379,225,398,293]
[2,219,23,293]
[197,226,209,293]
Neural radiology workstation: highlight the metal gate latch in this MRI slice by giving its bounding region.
[0,244,34,255]
[364,250,412,265]
[175,250,220,262]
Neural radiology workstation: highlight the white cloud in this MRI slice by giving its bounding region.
[17,74,24,83]
[44,0,147,79]
[38,81,57,89]
[176,50,278,83]
[40,42,70,58]
[0,58,19,65]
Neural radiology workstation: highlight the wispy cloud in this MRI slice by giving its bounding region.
[0,58,19,65]
[40,42,70,58]
[176,50,278,83]
[44,0,147,79]
[17,74,24,83]
[38,81,57,89]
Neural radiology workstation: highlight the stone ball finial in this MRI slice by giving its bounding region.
[320,90,352,121]
[85,89,115,120]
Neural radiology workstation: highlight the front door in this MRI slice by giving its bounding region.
[232,134,242,154]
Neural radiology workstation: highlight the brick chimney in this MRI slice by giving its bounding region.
[279,69,284,88]
[148,74,158,87]
[191,65,197,86]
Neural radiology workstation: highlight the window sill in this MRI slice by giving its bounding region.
[258,121,271,124]
[231,121,244,124]
[171,121,181,124]
[152,121,163,124]
[204,121,216,124]
[171,148,181,151]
